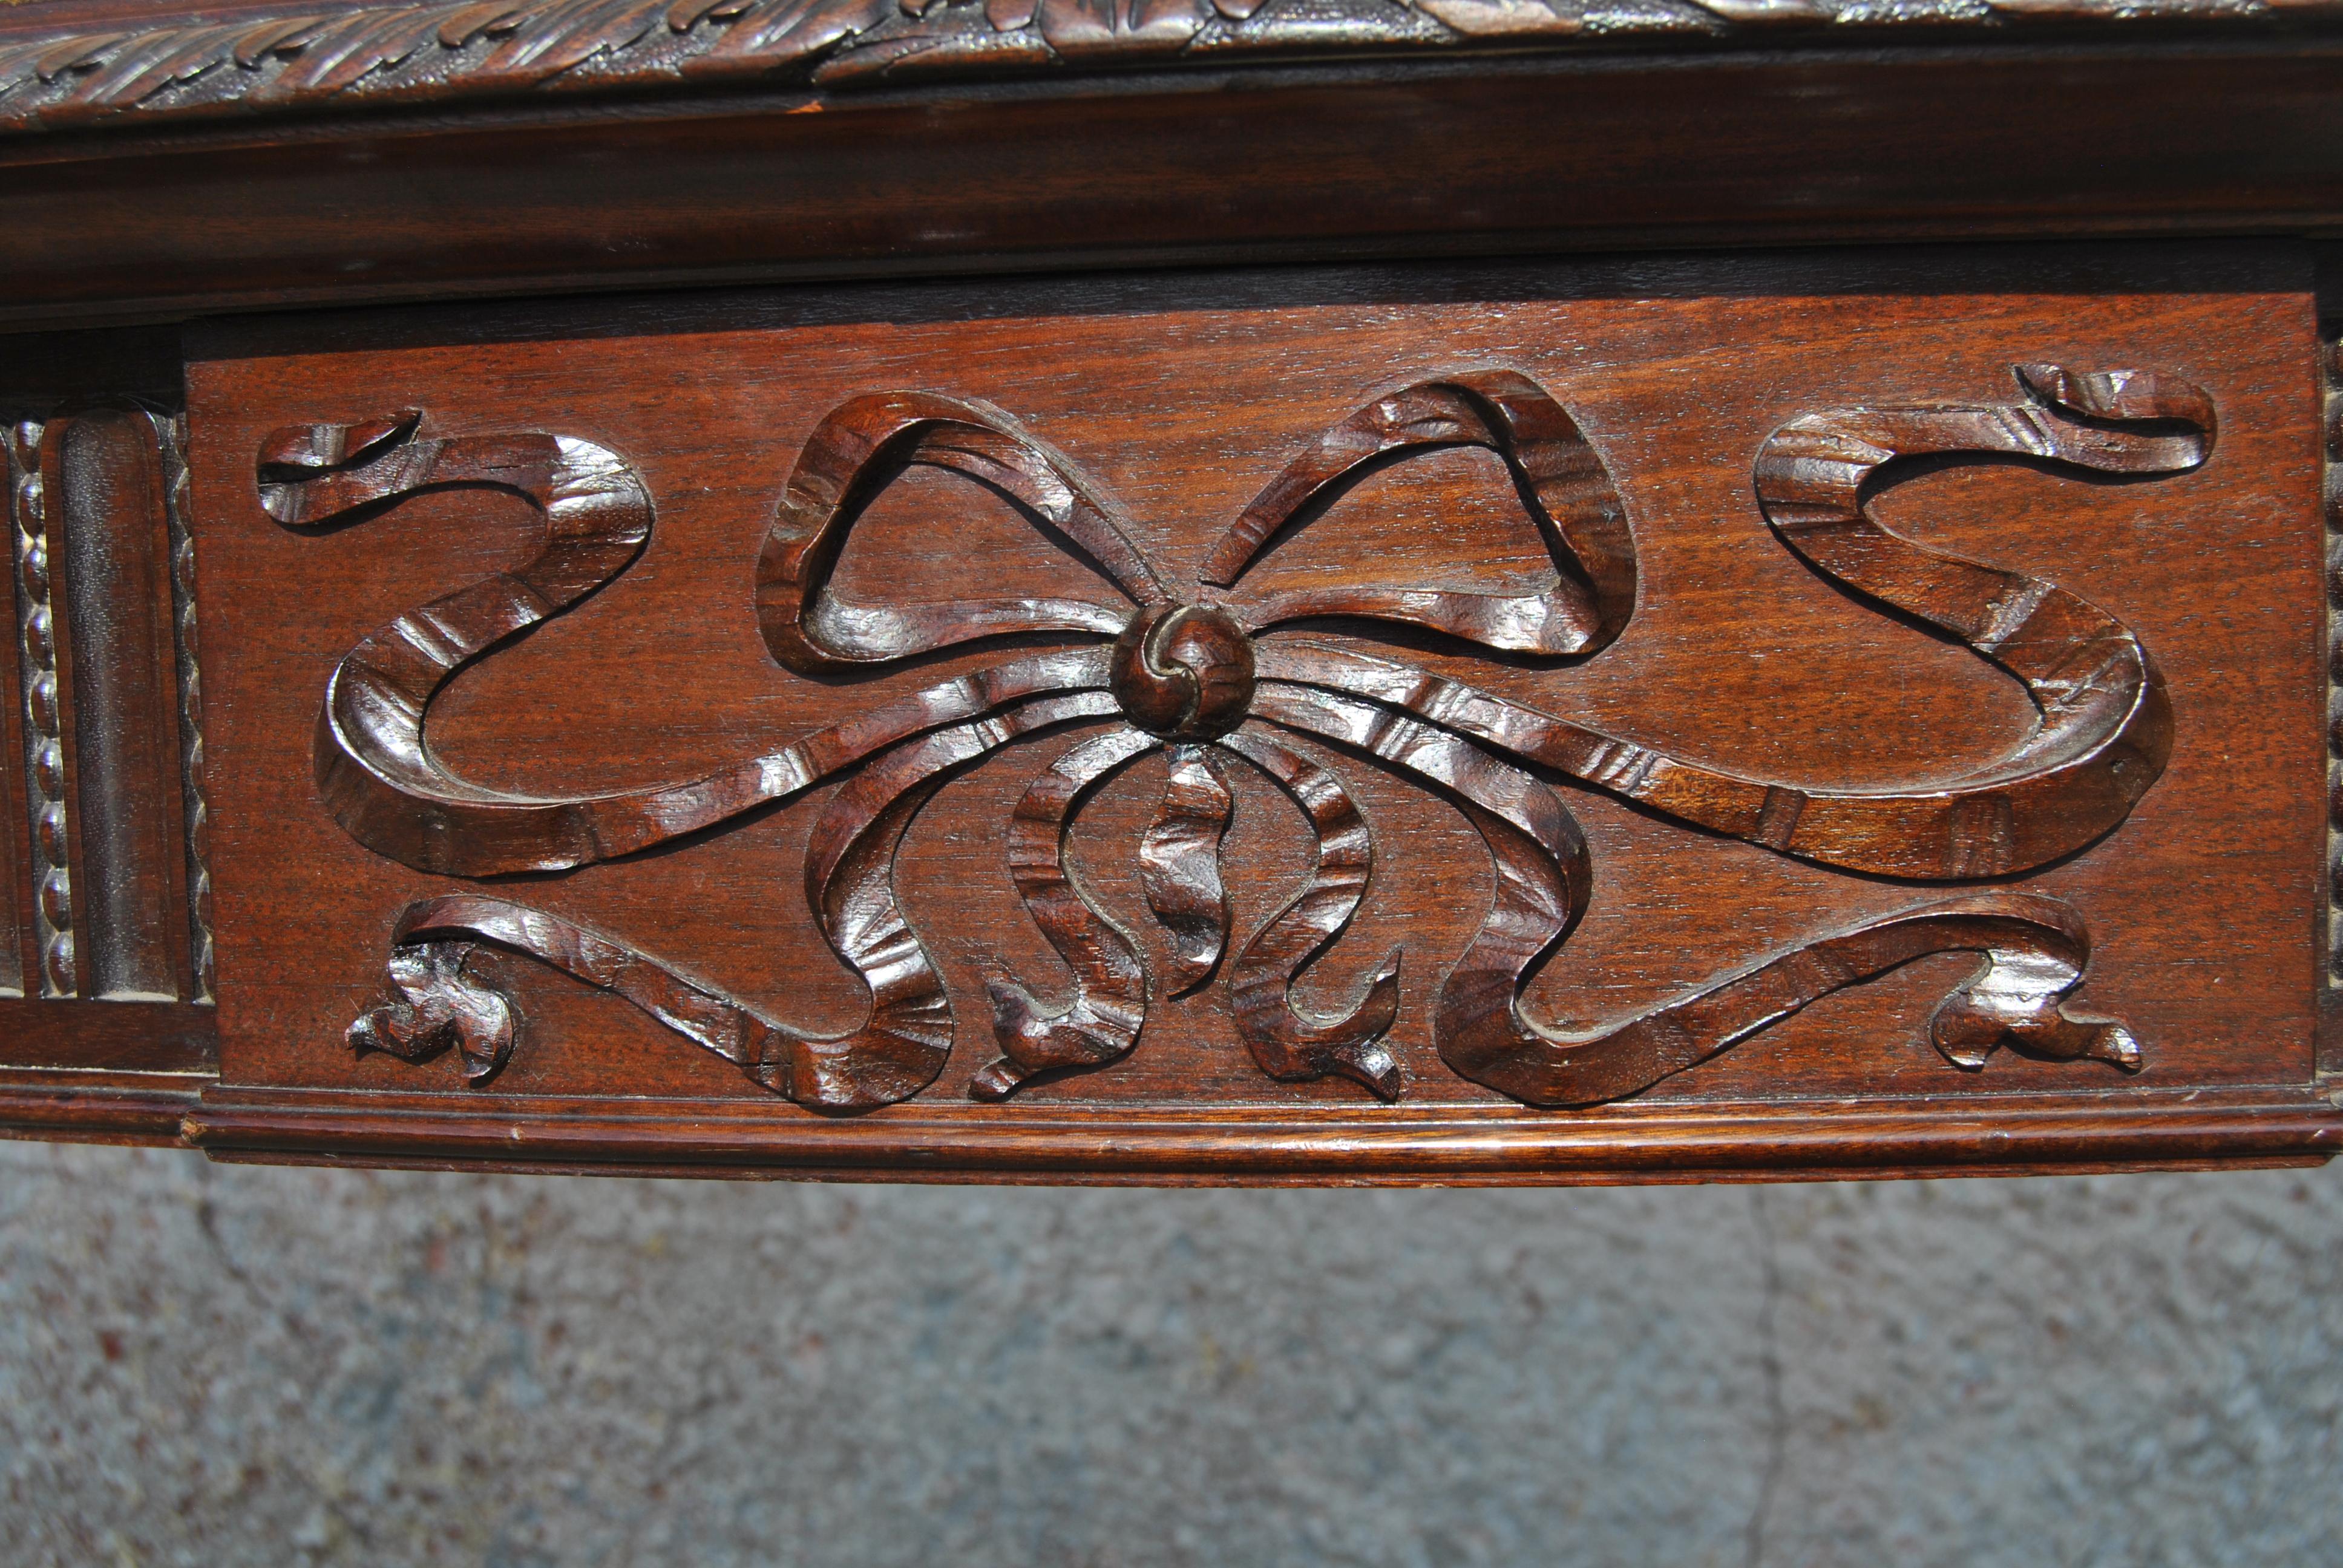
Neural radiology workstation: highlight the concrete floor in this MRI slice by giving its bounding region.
[1,1142,2336,1566]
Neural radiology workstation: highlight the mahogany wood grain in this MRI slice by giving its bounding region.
[0,1067,204,1145]
[219,312,2183,1111]
[0,387,218,1091]
[182,1084,2343,1184]
[50,410,195,1001]
[3,45,2343,327]
[157,242,2335,1178]
[0,5,2334,1183]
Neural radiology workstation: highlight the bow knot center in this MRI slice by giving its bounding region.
[1111,604,1254,740]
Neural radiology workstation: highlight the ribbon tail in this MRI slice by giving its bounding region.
[358,895,824,1094]
[1251,685,2138,1108]
[1217,725,1404,1100]
[347,934,516,1082]
[1259,628,2135,883]
[1438,820,2141,1108]
[1138,743,1233,995]
[264,408,1118,875]
[1249,365,2206,881]
[353,691,1119,1111]
[972,727,1159,1102]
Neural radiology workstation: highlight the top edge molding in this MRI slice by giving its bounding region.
[1,0,2339,139]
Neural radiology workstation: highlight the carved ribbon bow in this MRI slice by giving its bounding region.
[259,363,2210,1110]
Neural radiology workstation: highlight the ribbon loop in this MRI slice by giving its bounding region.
[756,390,1171,673]
[1203,370,1637,658]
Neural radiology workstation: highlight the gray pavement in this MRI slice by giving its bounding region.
[2,1141,2336,1566]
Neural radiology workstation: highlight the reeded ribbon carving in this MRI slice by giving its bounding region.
[261,363,2212,1111]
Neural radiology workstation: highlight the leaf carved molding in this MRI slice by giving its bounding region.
[263,362,2213,1111]
[2,0,2338,136]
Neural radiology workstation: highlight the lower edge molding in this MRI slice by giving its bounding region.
[181,1084,2343,1186]
[0,1073,205,1144]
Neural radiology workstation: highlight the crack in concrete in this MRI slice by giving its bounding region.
[1746,1187,1787,1568]
[190,1161,262,1303]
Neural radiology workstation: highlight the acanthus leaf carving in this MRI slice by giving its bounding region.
[285,361,2207,1111]
[0,0,2330,135]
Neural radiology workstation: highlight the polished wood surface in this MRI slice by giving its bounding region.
[3,0,2334,134]
[0,400,214,1083]
[5,45,2343,328]
[0,1,2333,1180]
[133,245,2332,1177]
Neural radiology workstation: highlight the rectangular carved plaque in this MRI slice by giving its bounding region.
[157,244,2338,1181]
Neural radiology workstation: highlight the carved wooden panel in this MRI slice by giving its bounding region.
[143,244,2336,1181]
